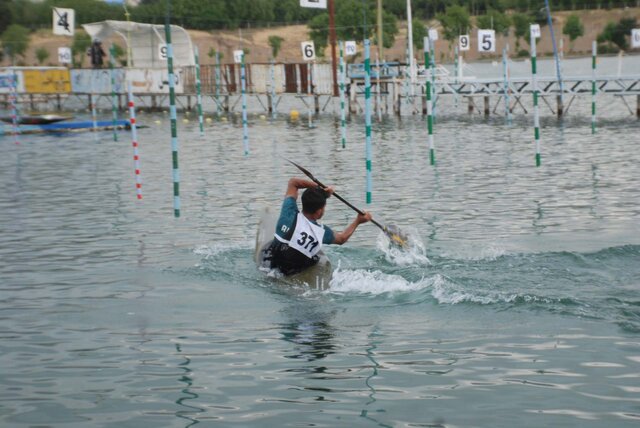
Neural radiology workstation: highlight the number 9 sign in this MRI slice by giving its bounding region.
[459,35,470,51]
[632,29,640,49]
[477,29,496,53]
[301,41,316,61]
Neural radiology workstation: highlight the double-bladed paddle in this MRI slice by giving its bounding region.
[286,159,408,248]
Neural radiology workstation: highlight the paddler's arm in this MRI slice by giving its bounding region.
[285,178,332,199]
[332,211,372,245]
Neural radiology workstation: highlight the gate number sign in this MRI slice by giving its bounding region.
[477,29,496,53]
[301,41,316,61]
[459,35,470,51]
[632,29,640,49]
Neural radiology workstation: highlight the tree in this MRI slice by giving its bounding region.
[437,5,471,43]
[72,32,91,68]
[412,19,428,51]
[477,9,511,37]
[512,13,532,51]
[110,43,125,66]
[35,47,49,65]
[268,35,284,59]
[597,17,637,51]
[1,24,30,63]
[0,0,11,35]
[308,13,329,57]
[562,14,583,52]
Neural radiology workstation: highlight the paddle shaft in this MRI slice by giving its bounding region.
[288,160,387,233]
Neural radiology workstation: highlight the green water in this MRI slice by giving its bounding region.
[1,105,639,427]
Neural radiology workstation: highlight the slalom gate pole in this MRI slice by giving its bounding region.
[109,44,119,141]
[531,31,541,167]
[215,51,221,117]
[240,51,249,155]
[195,46,204,136]
[164,18,181,216]
[424,37,435,165]
[502,46,512,124]
[339,41,347,148]
[364,39,373,204]
[591,41,597,134]
[127,82,142,200]
[9,68,20,145]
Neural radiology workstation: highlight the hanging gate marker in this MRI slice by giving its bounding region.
[424,37,435,165]
[195,46,204,136]
[531,30,541,167]
[364,39,373,204]
[215,51,221,117]
[591,41,597,134]
[240,51,249,155]
[9,69,20,145]
[128,82,142,200]
[339,41,347,148]
[502,46,512,124]
[90,69,98,138]
[164,20,181,217]
[109,44,119,142]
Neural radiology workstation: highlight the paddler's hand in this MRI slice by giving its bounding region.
[357,211,372,224]
[322,185,335,197]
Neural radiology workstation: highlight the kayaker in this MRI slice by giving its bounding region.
[266,177,372,276]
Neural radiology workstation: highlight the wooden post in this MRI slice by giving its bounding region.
[314,94,320,114]
[267,93,273,113]
[468,97,474,114]
[557,94,564,117]
[637,95,640,118]
[484,96,490,116]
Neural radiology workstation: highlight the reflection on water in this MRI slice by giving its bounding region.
[360,328,394,428]
[175,342,203,427]
[279,303,336,368]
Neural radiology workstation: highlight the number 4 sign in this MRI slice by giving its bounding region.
[301,41,316,61]
[478,29,495,53]
[530,24,541,39]
[632,29,640,49]
[52,7,74,36]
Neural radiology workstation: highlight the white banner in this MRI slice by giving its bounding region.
[52,8,74,36]
[530,24,541,39]
[58,47,72,64]
[126,69,185,94]
[71,69,125,93]
[345,41,357,56]
[459,35,470,51]
[478,29,496,53]
[301,41,316,61]
[632,29,640,48]
[300,0,327,8]
[0,71,25,93]
[233,50,244,64]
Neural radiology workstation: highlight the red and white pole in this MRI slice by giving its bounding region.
[127,82,142,200]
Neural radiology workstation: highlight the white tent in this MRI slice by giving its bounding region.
[82,20,195,68]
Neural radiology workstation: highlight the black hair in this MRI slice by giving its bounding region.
[301,186,329,214]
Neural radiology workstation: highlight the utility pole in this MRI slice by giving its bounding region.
[377,0,383,60]
[329,0,338,96]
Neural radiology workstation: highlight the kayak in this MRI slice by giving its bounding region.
[254,207,333,290]
[0,114,72,125]
[0,119,131,135]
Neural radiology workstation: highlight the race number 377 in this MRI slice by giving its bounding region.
[459,35,470,51]
[301,41,316,61]
[478,29,496,53]
[632,29,640,49]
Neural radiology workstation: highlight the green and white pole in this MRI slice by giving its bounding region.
[339,41,347,148]
[215,51,221,117]
[307,61,313,128]
[591,41,597,134]
[109,44,119,141]
[531,32,541,167]
[424,37,435,165]
[429,38,436,120]
[194,46,204,135]
[240,51,249,155]
[375,53,382,121]
[90,69,98,138]
[164,19,181,217]
[454,45,459,110]
[364,39,373,204]
[502,46,512,124]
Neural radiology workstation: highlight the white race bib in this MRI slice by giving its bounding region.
[288,213,325,258]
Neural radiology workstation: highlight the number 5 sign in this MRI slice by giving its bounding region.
[459,35,470,51]
[632,29,640,49]
[301,41,316,61]
[478,29,496,53]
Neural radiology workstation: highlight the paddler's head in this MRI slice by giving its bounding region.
[302,186,329,220]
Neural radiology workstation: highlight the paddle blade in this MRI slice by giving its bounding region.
[385,224,409,248]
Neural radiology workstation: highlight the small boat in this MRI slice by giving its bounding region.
[0,114,73,125]
[255,207,333,290]
[0,119,131,135]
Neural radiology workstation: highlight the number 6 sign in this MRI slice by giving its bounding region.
[478,29,495,53]
[301,41,316,61]
[459,34,470,51]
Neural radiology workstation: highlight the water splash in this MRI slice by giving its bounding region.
[328,268,433,295]
[376,227,430,266]
[193,241,251,259]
